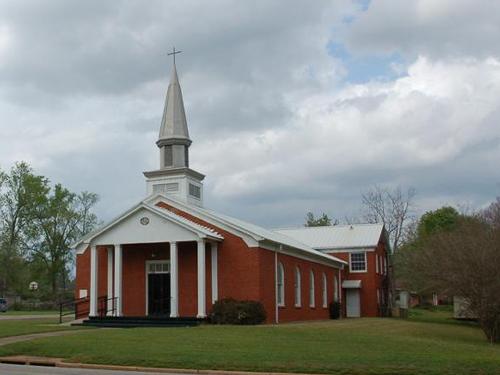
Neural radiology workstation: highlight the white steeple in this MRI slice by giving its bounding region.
[144,51,204,206]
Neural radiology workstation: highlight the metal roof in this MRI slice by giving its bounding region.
[158,63,190,142]
[147,194,347,267]
[274,223,385,250]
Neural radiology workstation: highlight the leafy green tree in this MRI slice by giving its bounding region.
[417,206,460,237]
[305,212,333,227]
[0,162,48,296]
[26,185,99,301]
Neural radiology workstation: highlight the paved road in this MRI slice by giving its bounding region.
[0,363,194,374]
[0,315,59,321]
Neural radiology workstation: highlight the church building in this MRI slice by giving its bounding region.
[73,59,390,324]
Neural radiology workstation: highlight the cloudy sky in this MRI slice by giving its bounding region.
[1,0,499,227]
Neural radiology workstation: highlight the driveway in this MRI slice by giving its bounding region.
[0,363,195,375]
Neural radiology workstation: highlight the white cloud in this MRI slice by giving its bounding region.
[201,56,500,223]
[0,0,499,228]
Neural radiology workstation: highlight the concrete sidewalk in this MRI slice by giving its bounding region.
[0,330,87,347]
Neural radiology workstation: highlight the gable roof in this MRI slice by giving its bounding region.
[147,194,347,267]
[273,223,387,251]
[71,200,223,254]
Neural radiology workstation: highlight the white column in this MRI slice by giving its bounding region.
[197,239,206,318]
[106,247,113,316]
[114,244,123,316]
[211,242,218,304]
[170,242,179,318]
[89,245,99,317]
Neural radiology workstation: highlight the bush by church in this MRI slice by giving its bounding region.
[209,298,267,325]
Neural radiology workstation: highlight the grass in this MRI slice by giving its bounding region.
[0,309,498,375]
[2,310,61,316]
[0,317,84,338]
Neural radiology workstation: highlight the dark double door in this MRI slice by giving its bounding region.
[148,273,170,316]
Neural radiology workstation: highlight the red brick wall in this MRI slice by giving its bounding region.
[271,252,337,323]
[327,240,388,317]
[74,245,109,317]
[155,202,263,304]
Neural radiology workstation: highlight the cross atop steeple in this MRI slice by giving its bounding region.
[167,46,182,65]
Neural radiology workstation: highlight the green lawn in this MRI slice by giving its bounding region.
[0,318,82,338]
[0,310,498,375]
[2,310,61,316]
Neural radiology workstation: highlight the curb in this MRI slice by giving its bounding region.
[0,356,313,375]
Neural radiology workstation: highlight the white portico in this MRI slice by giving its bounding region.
[74,201,222,319]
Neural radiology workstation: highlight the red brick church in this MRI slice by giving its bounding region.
[73,61,390,323]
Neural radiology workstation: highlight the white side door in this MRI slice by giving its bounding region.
[346,289,361,317]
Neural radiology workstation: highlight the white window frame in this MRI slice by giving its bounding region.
[294,267,302,307]
[349,251,367,273]
[277,262,285,307]
[309,270,315,308]
[322,273,328,308]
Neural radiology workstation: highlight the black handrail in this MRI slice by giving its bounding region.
[59,296,89,324]
[59,295,118,323]
[98,296,118,318]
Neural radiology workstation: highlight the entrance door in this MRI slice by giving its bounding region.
[346,289,361,317]
[146,261,171,317]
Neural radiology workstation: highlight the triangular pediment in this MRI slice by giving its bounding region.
[73,202,222,254]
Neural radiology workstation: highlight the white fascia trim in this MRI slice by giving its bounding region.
[321,247,376,253]
[260,241,346,269]
[73,201,222,255]
[146,193,263,246]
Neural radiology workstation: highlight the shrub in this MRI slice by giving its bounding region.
[329,301,341,319]
[210,298,266,325]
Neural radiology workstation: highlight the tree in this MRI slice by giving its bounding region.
[361,185,416,311]
[305,212,335,227]
[0,163,48,296]
[26,185,99,300]
[417,206,460,237]
[400,215,500,343]
[483,197,500,229]
[362,185,416,253]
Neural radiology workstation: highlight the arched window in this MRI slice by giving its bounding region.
[334,275,339,302]
[322,273,328,308]
[277,262,285,306]
[309,270,315,308]
[294,267,301,307]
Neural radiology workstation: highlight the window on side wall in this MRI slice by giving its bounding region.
[294,267,301,307]
[277,262,285,307]
[334,275,339,302]
[350,252,367,272]
[309,270,315,308]
[322,273,328,308]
